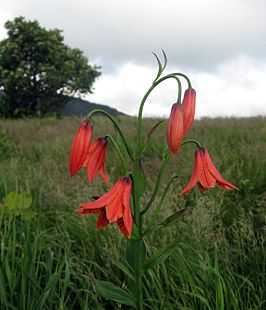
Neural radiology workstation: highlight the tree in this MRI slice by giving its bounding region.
[0,16,101,117]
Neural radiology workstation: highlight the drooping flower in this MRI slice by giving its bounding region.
[167,102,184,155]
[83,137,109,184]
[182,88,196,135]
[182,148,238,194]
[69,120,93,177]
[75,176,133,237]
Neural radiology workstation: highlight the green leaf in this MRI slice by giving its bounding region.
[95,280,136,306]
[4,191,32,211]
[130,223,139,240]
[19,209,36,220]
[152,51,163,81]
[147,120,165,140]
[126,239,146,272]
[144,209,186,236]
[4,192,20,210]
[159,208,186,226]
[161,49,168,71]
[110,258,135,281]
[143,242,177,271]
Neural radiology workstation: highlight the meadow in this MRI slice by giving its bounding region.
[0,116,265,309]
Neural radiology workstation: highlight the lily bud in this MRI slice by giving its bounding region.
[182,88,196,135]
[167,102,184,155]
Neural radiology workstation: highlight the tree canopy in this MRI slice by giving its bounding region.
[0,16,101,117]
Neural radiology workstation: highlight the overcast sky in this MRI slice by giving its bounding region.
[1,0,266,117]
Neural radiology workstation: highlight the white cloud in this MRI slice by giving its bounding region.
[1,1,266,117]
[1,0,266,70]
[0,10,11,39]
[89,55,266,118]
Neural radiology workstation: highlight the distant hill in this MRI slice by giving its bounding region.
[0,91,126,117]
[61,97,126,117]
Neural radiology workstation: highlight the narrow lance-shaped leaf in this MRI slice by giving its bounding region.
[110,257,135,281]
[126,239,147,272]
[144,208,187,236]
[143,242,177,271]
[95,280,136,307]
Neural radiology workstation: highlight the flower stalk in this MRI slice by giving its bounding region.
[88,108,134,161]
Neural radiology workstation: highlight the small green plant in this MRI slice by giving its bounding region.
[0,191,36,220]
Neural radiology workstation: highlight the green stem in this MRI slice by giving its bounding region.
[172,72,192,88]
[136,75,182,149]
[133,160,140,224]
[132,159,144,309]
[136,248,143,310]
[105,135,128,174]
[181,138,201,148]
[141,153,171,215]
[88,109,134,161]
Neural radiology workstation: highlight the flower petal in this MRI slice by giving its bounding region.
[116,218,130,237]
[181,149,201,195]
[74,207,101,214]
[198,148,216,190]
[96,208,109,229]
[122,178,133,236]
[202,148,238,190]
[99,165,109,184]
[69,120,92,176]
[80,177,124,209]
[105,193,124,222]
[85,138,109,183]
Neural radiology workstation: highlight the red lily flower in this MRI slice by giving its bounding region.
[69,120,93,177]
[182,148,238,194]
[182,88,196,135]
[82,137,109,184]
[75,176,133,237]
[167,102,184,155]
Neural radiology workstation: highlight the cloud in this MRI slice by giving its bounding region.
[1,0,266,71]
[1,0,266,117]
[0,10,11,39]
[89,55,266,117]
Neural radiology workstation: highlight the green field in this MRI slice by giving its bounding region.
[0,116,265,309]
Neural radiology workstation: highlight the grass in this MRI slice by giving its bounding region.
[0,116,265,309]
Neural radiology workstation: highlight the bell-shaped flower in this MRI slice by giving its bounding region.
[83,137,109,184]
[69,120,93,177]
[182,148,238,194]
[182,88,196,135]
[75,176,133,237]
[167,102,184,155]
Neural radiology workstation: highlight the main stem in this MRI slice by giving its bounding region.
[133,159,144,310]
[136,237,143,310]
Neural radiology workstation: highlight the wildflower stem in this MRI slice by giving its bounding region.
[136,258,143,310]
[141,153,171,215]
[144,174,178,236]
[132,159,144,309]
[181,138,201,148]
[132,160,139,223]
[136,75,182,149]
[88,109,134,161]
[172,72,192,88]
[105,135,128,174]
